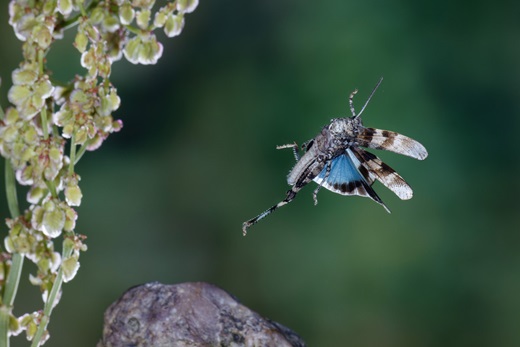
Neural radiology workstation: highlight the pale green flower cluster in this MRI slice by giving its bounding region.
[0,0,198,344]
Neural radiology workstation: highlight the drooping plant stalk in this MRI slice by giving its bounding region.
[0,0,199,346]
[30,238,73,347]
[0,135,24,347]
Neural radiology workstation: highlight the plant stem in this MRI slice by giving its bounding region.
[4,161,19,219]
[68,133,76,175]
[0,307,8,347]
[44,180,58,199]
[55,0,99,31]
[124,24,142,35]
[0,145,24,347]
[30,240,73,347]
[40,107,49,141]
[74,140,89,165]
[3,254,23,308]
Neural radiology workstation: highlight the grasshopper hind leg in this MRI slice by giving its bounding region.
[242,189,297,236]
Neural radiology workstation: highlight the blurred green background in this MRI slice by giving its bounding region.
[1,0,520,346]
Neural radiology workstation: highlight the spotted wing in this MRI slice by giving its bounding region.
[313,149,390,212]
[351,147,413,200]
[355,128,428,160]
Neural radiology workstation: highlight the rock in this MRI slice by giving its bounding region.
[98,282,306,347]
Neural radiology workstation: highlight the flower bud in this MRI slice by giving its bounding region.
[62,255,80,282]
[153,11,167,28]
[164,14,184,37]
[104,14,120,33]
[12,68,38,85]
[136,9,151,30]
[74,31,88,53]
[65,183,82,206]
[8,85,31,107]
[33,24,53,49]
[41,201,65,238]
[63,205,78,231]
[119,4,135,25]
[57,0,73,16]
[176,0,199,13]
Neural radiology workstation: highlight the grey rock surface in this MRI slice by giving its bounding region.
[98,282,306,347]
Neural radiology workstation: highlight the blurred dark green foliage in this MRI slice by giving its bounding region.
[0,0,519,346]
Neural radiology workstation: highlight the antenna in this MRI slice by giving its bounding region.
[354,76,383,119]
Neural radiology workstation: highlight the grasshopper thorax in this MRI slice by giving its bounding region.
[328,116,362,138]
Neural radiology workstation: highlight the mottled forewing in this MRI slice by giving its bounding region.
[351,147,413,200]
[356,128,428,160]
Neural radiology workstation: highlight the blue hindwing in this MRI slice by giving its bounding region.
[313,149,390,212]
